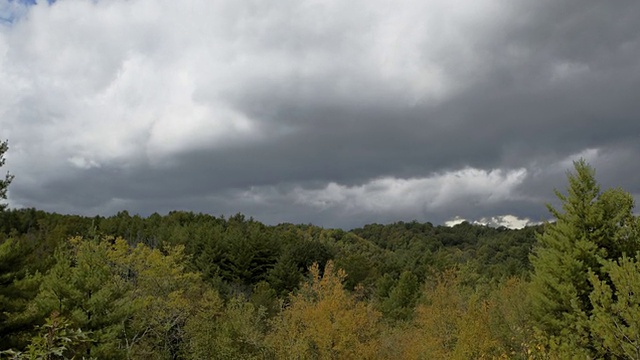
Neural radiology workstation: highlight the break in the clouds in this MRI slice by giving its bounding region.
[2,0,640,229]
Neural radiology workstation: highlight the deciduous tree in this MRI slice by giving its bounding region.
[267,261,381,359]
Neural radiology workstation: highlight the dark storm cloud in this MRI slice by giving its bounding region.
[2,0,640,228]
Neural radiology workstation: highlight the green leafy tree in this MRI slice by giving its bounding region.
[529,160,640,355]
[183,295,269,359]
[110,238,212,359]
[1,312,93,360]
[488,277,540,359]
[249,281,280,318]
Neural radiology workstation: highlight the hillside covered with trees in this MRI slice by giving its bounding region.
[1,140,640,359]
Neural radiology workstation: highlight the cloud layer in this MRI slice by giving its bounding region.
[2,0,640,228]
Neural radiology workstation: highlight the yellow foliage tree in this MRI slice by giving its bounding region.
[401,271,501,360]
[267,261,381,359]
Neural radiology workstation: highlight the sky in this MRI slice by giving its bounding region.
[1,0,640,229]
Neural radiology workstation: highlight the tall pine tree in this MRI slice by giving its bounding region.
[530,160,639,356]
[589,255,640,359]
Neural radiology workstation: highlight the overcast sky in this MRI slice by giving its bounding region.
[1,0,639,229]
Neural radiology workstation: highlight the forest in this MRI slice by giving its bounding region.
[1,140,640,359]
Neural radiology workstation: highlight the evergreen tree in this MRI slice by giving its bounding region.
[26,237,133,359]
[378,271,420,321]
[0,237,40,350]
[589,255,640,359]
[529,160,639,355]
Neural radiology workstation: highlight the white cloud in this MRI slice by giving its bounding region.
[444,216,467,227]
[555,148,600,171]
[445,214,537,229]
[474,214,537,229]
[0,0,528,172]
[68,156,101,169]
[239,167,528,217]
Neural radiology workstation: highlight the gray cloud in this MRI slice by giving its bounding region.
[2,0,640,229]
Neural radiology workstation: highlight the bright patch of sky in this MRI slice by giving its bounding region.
[445,215,540,230]
[0,0,58,25]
